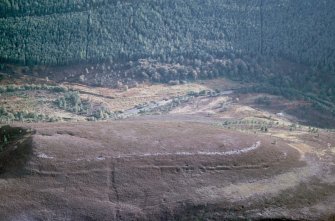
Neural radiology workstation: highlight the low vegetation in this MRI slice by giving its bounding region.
[54,91,113,120]
[0,84,67,93]
[0,106,60,123]
[238,84,335,117]
[55,91,83,113]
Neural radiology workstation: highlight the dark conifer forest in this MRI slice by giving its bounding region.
[1,1,334,69]
[1,0,334,114]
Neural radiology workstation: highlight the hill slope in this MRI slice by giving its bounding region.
[0,0,334,72]
[1,120,335,220]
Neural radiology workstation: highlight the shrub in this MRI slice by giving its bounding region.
[0,107,7,115]
[55,91,83,113]
[255,96,271,106]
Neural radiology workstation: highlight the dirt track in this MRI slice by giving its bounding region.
[0,119,334,221]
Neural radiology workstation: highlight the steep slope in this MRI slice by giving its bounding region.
[0,0,334,73]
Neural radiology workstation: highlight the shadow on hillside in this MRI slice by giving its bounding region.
[0,125,34,178]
